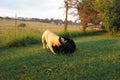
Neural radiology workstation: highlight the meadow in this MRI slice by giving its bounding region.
[0,19,120,80]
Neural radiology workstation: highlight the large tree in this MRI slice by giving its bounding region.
[93,0,120,34]
[77,0,99,32]
[68,0,99,32]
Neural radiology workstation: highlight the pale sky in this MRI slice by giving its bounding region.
[0,0,76,21]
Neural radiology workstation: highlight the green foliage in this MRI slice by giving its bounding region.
[93,0,120,34]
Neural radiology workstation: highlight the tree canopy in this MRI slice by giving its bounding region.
[93,0,120,34]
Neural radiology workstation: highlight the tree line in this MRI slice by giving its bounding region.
[0,16,79,25]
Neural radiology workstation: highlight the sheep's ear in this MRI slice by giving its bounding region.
[61,37,67,44]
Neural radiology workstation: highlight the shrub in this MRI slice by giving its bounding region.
[18,23,26,27]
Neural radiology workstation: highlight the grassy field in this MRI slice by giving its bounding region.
[0,19,81,47]
[0,19,120,80]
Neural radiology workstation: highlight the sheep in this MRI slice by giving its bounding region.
[52,37,76,54]
[42,30,67,54]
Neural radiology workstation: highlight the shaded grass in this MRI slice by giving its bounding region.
[59,30,107,38]
[0,27,42,48]
[6,35,41,47]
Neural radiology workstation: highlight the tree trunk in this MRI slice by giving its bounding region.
[64,0,68,32]
[82,21,87,32]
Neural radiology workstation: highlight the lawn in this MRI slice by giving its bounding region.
[0,19,120,80]
[0,33,120,80]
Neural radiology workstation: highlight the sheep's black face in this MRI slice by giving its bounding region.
[53,38,76,54]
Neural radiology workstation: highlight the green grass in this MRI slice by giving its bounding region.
[0,33,120,80]
[0,19,120,80]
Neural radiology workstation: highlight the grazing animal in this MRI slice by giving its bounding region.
[52,37,76,54]
[42,30,67,54]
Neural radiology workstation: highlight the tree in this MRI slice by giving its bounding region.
[67,0,99,32]
[93,0,120,34]
[18,23,26,27]
[63,0,79,32]
[76,0,99,32]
